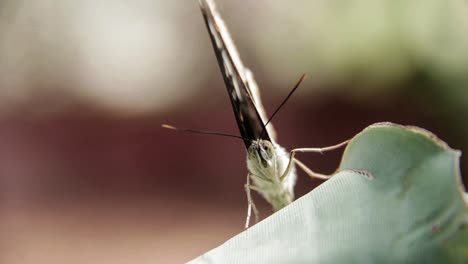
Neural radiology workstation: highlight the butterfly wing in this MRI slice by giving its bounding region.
[244,68,278,143]
[199,0,275,148]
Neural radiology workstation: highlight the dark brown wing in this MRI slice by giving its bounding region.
[199,0,270,149]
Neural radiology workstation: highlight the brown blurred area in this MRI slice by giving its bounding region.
[1,1,467,263]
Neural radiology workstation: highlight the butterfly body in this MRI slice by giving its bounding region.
[246,139,296,211]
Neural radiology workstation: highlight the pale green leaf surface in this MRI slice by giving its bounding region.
[188,123,467,264]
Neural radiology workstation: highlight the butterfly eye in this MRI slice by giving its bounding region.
[261,142,273,155]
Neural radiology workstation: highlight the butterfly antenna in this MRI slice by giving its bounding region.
[162,124,251,142]
[260,74,306,139]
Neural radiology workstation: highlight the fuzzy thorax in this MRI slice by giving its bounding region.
[246,139,297,211]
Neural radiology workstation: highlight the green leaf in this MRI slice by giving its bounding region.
[188,123,467,264]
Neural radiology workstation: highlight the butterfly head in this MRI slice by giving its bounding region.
[248,139,276,169]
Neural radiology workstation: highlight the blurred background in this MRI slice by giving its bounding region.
[1,0,467,263]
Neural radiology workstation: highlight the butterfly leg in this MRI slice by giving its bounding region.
[244,173,260,229]
[291,139,349,154]
[293,157,332,179]
[279,150,328,181]
[288,140,350,180]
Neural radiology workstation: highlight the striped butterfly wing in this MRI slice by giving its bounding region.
[199,0,277,148]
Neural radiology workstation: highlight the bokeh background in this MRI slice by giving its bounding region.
[1,0,467,263]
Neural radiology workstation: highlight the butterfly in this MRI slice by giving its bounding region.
[164,0,348,228]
